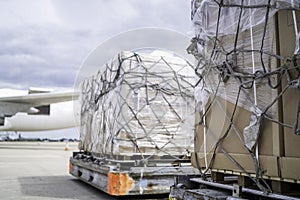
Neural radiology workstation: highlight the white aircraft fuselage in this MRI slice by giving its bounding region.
[0,88,79,132]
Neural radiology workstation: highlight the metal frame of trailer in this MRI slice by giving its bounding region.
[169,175,300,200]
[69,152,200,196]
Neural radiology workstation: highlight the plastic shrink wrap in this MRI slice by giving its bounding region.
[190,0,300,190]
[79,51,195,157]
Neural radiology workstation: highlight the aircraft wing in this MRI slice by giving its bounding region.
[0,91,79,105]
[0,91,79,122]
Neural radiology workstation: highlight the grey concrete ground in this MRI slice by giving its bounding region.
[0,142,118,200]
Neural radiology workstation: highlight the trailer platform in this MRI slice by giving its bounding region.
[69,152,200,196]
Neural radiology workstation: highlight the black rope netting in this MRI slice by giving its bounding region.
[79,51,195,162]
[190,0,300,193]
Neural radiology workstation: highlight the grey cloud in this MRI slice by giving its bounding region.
[0,24,93,89]
[52,0,191,34]
[0,0,191,90]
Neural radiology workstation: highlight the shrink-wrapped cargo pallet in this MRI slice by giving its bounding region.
[70,51,200,196]
[79,51,195,157]
[190,0,300,193]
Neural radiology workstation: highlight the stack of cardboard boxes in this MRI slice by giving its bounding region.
[192,7,300,185]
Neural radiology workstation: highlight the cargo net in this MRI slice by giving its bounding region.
[79,51,195,162]
[189,0,300,193]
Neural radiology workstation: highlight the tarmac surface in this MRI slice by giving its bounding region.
[0,142,167,200]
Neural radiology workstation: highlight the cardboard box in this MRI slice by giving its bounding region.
[192,8,300,182]
[277,10,300,158]
[195,97,275,155]
[280,157,300,180]
[192,153,280,178]
[193,96,280,177]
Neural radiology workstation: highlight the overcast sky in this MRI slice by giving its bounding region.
[0,0,192,138]
[0,0,192,90]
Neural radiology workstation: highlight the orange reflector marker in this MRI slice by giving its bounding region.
[69,162,72,174]
[64,143,69,151]
[108,172,134,195]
